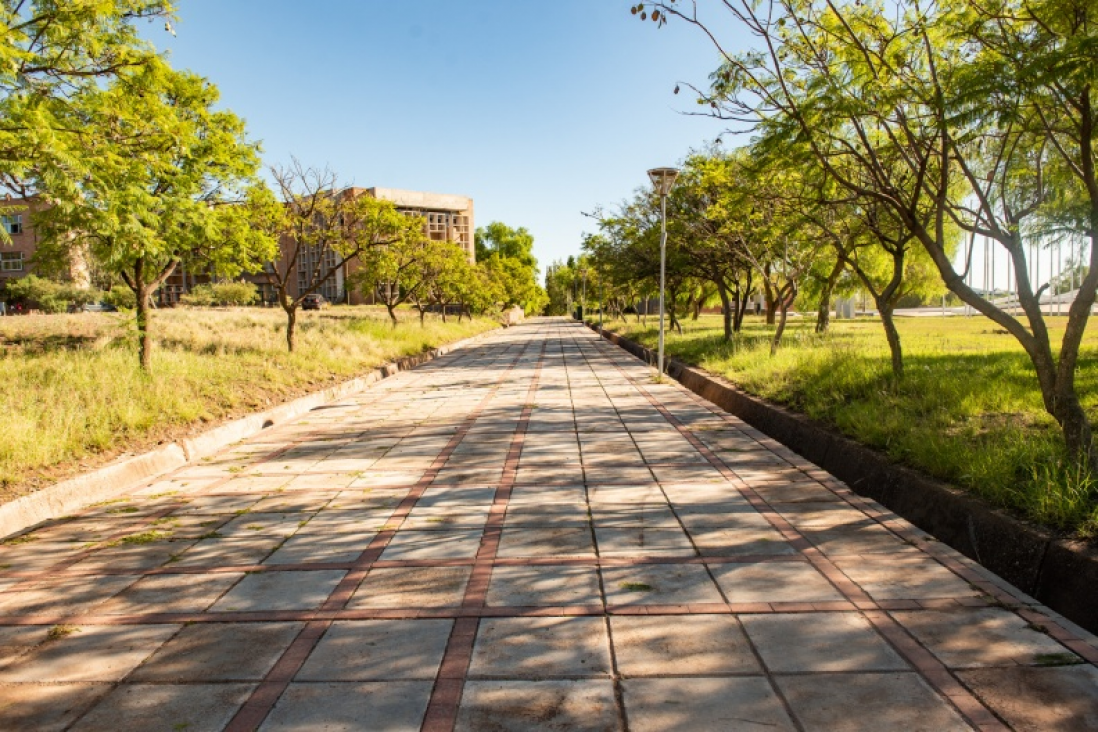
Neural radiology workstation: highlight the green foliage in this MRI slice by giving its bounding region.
[102,287,136,311]
[473,221,547,313]
[544,259,577,315]
[0,0,174,202]
[2,275,98,314]
[475,222,536,268]
[180,282,258,308]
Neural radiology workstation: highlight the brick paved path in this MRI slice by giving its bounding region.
[2,318,1098,731]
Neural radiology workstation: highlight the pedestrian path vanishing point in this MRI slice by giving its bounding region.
[2,317,1098,731]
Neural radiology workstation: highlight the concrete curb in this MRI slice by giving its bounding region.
[591,323,1098,635]
[0,328,497,540]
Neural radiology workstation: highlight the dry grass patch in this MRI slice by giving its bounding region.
[0,306,496,502]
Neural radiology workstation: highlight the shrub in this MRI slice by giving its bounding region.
[3,275,101,313]
[180,281,258,307]
[102,287,136,310]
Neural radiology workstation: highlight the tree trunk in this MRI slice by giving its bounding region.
[770,286,796,355]
[284,304,297,352]
[418,307,426,326]
[763,278,777,325]
[879,303,904,377]
[717,283,733,342]
[386,303,398,327]
[817,258,844,334]
[135,285,152,371]
[734,288,750,332]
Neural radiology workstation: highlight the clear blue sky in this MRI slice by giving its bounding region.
[154,0,744,278]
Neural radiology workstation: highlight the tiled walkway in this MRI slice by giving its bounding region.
[2,318,1098,731]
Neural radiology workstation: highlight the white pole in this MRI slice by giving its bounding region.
[658,193,668,376]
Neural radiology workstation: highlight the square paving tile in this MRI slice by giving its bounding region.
[803,524,917,555]
[741,613,909,673]
[675,505,773,530]
[259,681,433,731]
[298,510,395,535]
[264,533,372,565]
[456,680,618,732]
[0,683,110,731]
[688,526,796,556]
[508,484,587,504]
[750,482,843,503]
[594,527,695,557]
[297,620,452,680]
[957,665,1098,731]
[602,565,724,606]
[218,512,305,538]
[776,503,874,529]
[379,530,483,560]
[710,562,844,603]
[415,486,497,507]
[71,540,196,572]
[776,672,970,731]
[401,505,491,531]
[835,558,978,600]
[649,465,727,484]
[611,615,760,676]
[130,622,302,680]
[502,505,590,528]
[0,624,180,682]
[348,566,472,608]
[622,677,794,731]
[498,526,597,561]
[210,570,346,612]
[0,574,138,616]
[70,683,254,732]
[588,482,663,507]
[590,504,679,528]
[486,566,602,606]
[893,608,1079,667]
[97,573,243,614]
[172,536,284,567]
[469,617,611,678]
[0,626,46,671]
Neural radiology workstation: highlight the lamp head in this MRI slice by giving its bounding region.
[647,167,680,196]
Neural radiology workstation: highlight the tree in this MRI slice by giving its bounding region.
[353,226,435,327]
[34,60,276,370]
[0,0,173,200]
[634,0,1098,465]
[474,221,547,313]
[544,259,576,316]
[264,161,419,346]
[475,221,536,267]
[413,240,471,324]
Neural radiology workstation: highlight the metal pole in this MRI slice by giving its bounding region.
[658,193,668,376]
[582,270,587,322]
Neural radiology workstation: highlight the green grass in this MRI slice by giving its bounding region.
[606,313,1098,537]
[0,306,497,501]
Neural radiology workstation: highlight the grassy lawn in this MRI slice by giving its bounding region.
[604,312,1098,537]
[0,306,497,502]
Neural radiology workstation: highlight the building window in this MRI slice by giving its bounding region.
[1,251,24,271]
[2,215,22,235]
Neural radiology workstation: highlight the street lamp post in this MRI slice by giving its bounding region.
[648,167,680,376]
[581,268,588,322]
